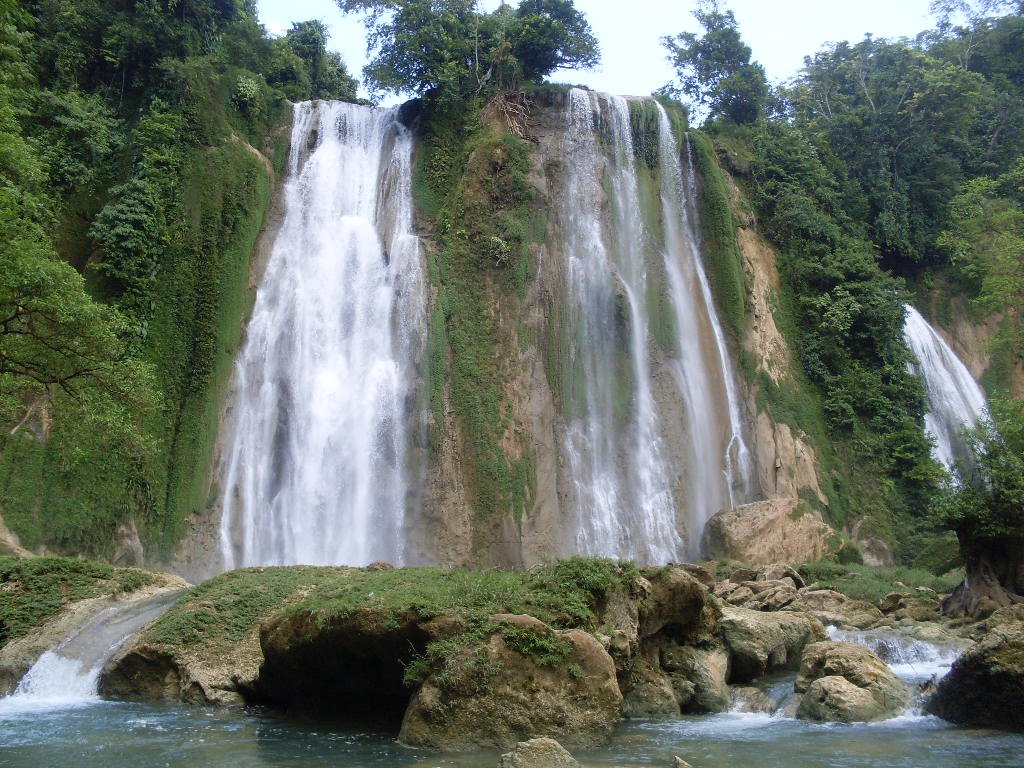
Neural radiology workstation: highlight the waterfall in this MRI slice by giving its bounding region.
[560,89,753,561]
[0,592,180,715]
[664,115,755,520]
[219,101,425,569]
[903,304,987,470]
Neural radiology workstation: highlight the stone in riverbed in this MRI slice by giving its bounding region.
[797,675,892,722]
[497,737,579,768]
[399,616,622,750]
[795,641,908,722]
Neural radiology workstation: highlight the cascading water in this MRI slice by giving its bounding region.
[659,111,755,521]
[903,305,988,470]
[0,592,181,715]
[562,89,682,562]
[219,101,425,569]
[561,89,754,561]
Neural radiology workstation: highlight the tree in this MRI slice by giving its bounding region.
[939,159,1024,360]
[338,0,598,101]
[661,0,767,124]
[510,0,599,81]
[933,396,1024,616]
[284,20,358,101]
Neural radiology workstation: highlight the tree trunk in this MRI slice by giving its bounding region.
[940,537,1024,618]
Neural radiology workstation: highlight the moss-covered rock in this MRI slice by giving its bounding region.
[0,556,184,695]
[400,617,621,749]
[926,620,1024,731]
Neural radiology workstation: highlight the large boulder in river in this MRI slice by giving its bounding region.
[926,620,1024,731]
[717,605,828,682]
[702,498,835,566]
[399,615,621,749]
[795,641,908,722]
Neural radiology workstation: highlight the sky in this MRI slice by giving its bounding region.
[257,0,937,102]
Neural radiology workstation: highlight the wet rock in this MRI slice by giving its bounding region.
[621,648,679,718]
[717,606,827,682]
[795,641,908,722]
[926,620,1024,731]
[497,737,580,768]
[110,519,145,567]
[729,685,778,713]
[638,566,719,644]
[660,644,730,713]
[672,758,694,768]
[797,675,893,722]
[703,499,835,566]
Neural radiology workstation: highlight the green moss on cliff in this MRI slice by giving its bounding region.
[416,100,542,526]
[688,130,746,340]
[0,556,154,647]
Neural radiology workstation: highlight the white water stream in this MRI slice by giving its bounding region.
[561,90,753,561]
[0,592,180,715]
[903,305,988,470]
[219,101,425,569]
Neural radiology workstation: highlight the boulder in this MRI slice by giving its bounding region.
[702,498,835,566]
[637,566,719,643]
[926,620,1024,731]
[730,686,778,714]
[797,675,894,722]
[661,644,730,713]
[717,606,827,682]
[620,649,680,718]
[497,737,579,768]
[400,620,622,749]
[783,589,885,629]
[795,641,908,721]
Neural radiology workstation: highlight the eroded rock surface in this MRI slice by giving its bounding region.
[703,499,834,566]
[717,605,827,682]
[400,620,621,749]
[497,737,580,768]
[795,641,908,722]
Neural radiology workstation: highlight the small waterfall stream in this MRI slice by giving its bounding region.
[0,592,181,715]
[219,101,425,569]
[903,305,988,470]
[561,89,753,561]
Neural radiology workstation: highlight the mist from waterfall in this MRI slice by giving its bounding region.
[219,101,425,569]
[903,304,988,470]
[561,89,754,561]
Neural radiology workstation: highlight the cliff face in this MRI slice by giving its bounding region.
[406,93,831,568]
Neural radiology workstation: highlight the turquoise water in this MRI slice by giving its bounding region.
[2,701,1023,768]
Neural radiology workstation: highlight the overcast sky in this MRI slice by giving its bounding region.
[258,0,937,102]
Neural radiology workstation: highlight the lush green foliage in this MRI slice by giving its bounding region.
[0,555,153,646]
[796,560,963,602]
[0,0,358,555]
[939,159,1024,361]
[415,97,540,524]
[932,397,1024,551]
[142,558,637,655]
[688,129,746,338]
[339,0,598,101]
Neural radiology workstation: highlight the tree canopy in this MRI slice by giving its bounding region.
[660,0,768,124]
[337,0,599,101]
